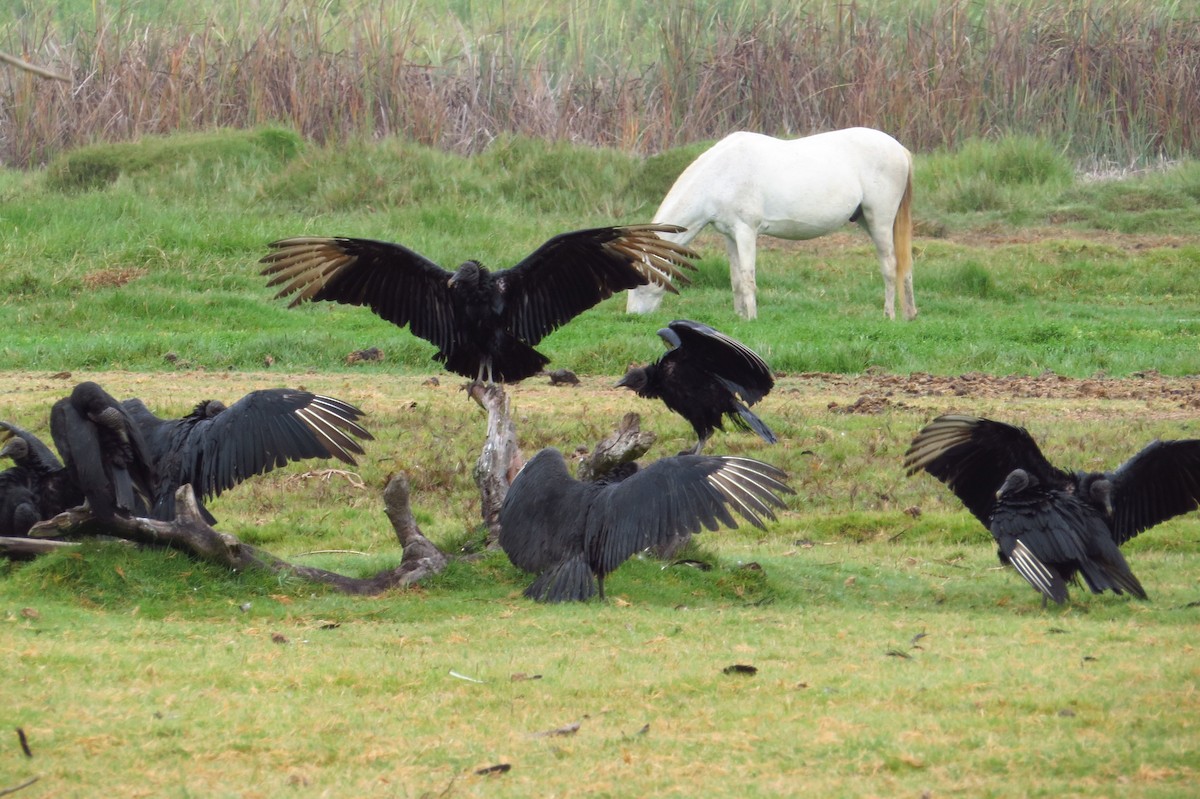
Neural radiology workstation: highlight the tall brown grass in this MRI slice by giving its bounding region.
[2,0,1197,168]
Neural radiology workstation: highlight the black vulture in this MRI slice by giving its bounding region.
[120,389,373,523]
[498,447,794,602]
[904,414,1200,603]
[1,420,82,532]
[50,381,157,522]
[0,470,40,537]
[260,224,698,384]
[617,319,776,453]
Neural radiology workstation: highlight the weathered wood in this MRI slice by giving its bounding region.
[467,382,524,545]
[576,412,656,482]
[24,479,448,594]
[380,471,449,584]
[0,535,79,559]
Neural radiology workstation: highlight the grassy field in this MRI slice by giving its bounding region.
[2,130,1200,795]
[2,128,1199,377]
[3,371,1199,797]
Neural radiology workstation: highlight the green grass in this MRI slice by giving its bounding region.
[3,131,1200,795]
[2,129,1200,377]
[3,370,1200,795]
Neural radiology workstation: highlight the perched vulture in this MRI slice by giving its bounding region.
[1,421,81,533]
[121,389,373,523]
[50,381,157,522]
[618,319,776,453]
[260,224,698,384]
[904,414,1200,603]
[499,447,794,602]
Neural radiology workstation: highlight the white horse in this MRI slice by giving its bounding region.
[627,127,916,321]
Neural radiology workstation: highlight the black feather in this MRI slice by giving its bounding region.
[121,389,372,523]
[1,421,81,532]
[261,225,698,384]
[904,414,1200,602]
[499,448,793,602]
[49,382,156,521]
[618,319,776,453]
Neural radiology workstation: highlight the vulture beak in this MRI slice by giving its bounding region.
[615,367,646,391]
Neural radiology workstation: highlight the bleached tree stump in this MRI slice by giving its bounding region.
[467,382,524,545]
[576,412,655,482]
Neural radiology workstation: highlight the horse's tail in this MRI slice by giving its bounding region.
[892,152,916,318]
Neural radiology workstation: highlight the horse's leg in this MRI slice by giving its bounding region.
[725,224,758,320]
[864,219,898,320]
[901,267,916,321]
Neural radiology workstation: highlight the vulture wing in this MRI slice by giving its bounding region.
[904,414,1073,527]
[992,488,1146,600]
[660,319,774,404]
[137,390,372,520]
[261,237,461,358]
[587,454,793,580]
[498,225,697,346]
[1105,439,1200,545]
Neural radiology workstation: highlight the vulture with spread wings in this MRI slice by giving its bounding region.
[121,389,373,523]
[261,224,698,384]
[904,414,1200,603]
[618,319,776,453]
[499,447,794,602]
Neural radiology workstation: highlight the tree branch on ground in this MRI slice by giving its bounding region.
[26,477,446,594]
[7,395,654,590]
[0,536,79,559]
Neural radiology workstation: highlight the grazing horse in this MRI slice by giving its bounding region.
[626,127,916,321]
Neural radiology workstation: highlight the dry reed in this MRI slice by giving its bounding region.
[1,1,1197,167]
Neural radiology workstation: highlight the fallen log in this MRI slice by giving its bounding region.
[0,536,79,559]
[26,476,447,594]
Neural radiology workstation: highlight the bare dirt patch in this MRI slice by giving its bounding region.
[714,226,1193,257]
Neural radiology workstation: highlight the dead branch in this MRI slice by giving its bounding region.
[0,51,70,82]
[0,536,79,559]
[576,412,655,482]
[6,408,655,591]
[26,479,447,594]
[467,382,524,545]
